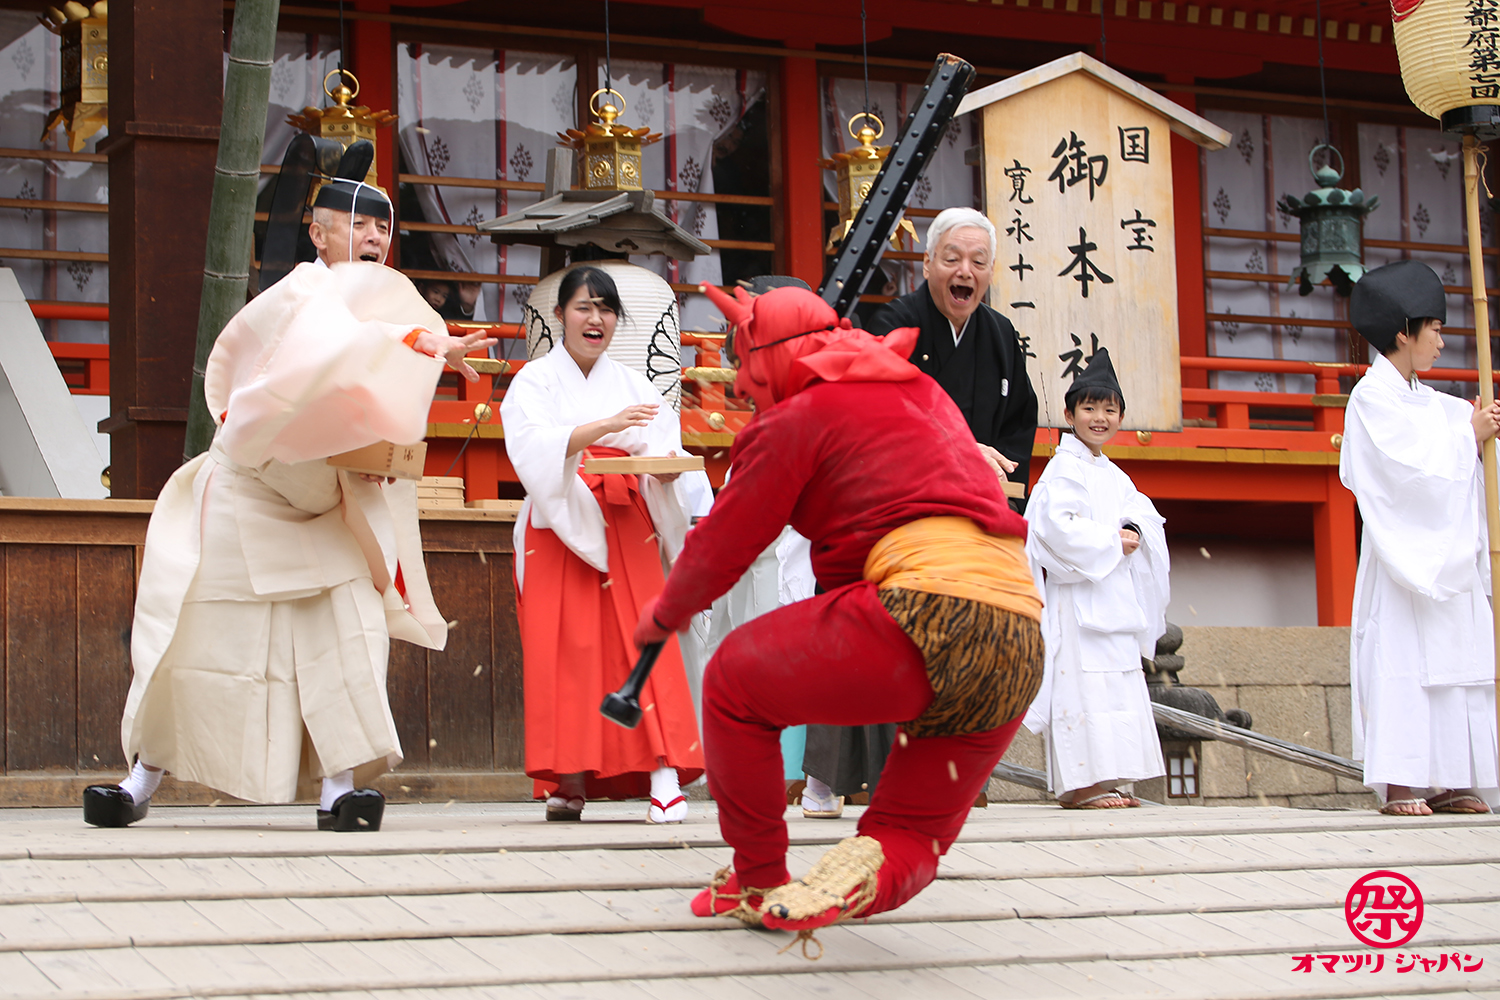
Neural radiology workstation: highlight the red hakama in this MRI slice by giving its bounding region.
[517,448,704,799]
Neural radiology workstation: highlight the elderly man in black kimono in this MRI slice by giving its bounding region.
[801,206,1040,818]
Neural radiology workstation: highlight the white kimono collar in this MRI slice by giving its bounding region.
[1367,352,1426,395]
[1057,432,1108,465]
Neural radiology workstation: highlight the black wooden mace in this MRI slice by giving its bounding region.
[600,642,664,729]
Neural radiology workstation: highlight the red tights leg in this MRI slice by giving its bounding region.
[857,716,1025,915]
[702,583,931,889]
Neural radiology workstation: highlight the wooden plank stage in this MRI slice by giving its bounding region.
[0,801,1493,999]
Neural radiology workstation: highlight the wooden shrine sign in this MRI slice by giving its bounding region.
[957,54,1230,431]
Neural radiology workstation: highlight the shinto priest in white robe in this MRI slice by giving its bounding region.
[1023,432,1171,794]
[121,261,449,804]
[1340,352,1499,806]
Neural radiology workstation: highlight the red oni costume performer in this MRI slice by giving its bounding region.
[636,284,1044,941]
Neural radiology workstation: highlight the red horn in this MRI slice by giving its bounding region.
[700,282,752,326]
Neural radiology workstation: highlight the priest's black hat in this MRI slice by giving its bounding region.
[1064,347,1125,412]
[1350,260,1447,353]
[312,176,393,218]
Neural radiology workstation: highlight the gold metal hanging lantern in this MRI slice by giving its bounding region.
[821,114,916,251]
[1276,144,1378,296]
[285,70,397,188]
[557,89,662,192]
[39,1,108,153]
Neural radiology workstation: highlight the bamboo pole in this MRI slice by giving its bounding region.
[1461,134,1500,775]
[183,0,282,460]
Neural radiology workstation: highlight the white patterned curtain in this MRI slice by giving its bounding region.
[1357,122,1483,397]
[0,12,108,344]
[398,44,577,328]
[1203,110,1481,397]
[257,33,342,192]
[598,59,766,333]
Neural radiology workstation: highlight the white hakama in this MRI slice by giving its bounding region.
[1023,434,1170,795]
[1341,354,1499,807]
[122,262,449,803]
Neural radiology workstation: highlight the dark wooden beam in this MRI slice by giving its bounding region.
[102,1,224,498]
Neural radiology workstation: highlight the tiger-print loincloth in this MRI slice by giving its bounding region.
[878,587,1045,739]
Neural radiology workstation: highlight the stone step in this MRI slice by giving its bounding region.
[7,899,1499,1000]
[0,860,1496,954]
[5,802,1493,863]
[2,820,1496,906]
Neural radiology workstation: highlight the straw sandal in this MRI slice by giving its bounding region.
[1426,791,1490,814]
[760,835,885,959]
[1379,798,1433,816]
[690,867,785,926]
[1060,790,1139,809]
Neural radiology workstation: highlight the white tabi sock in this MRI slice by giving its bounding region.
[320,769,355,811]
[649,765,682,805]
[119,760,163,805]
[803,775,838,811]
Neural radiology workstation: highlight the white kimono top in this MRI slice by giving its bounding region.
[1341,353,1493,690]
[500,342,693,590]
[1023,433,1171,731]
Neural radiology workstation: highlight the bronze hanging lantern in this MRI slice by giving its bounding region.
[557,89,662,193]
[285,70,397,188]
[1276,145,1378,296]
[821,113,916,251]
[39,1,108,153]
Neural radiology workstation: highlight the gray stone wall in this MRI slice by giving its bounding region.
[989,625,1378,810]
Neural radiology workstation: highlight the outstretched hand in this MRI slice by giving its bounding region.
[411,329,499,382]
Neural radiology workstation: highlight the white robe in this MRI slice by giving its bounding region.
[500,342,694,592]
[1023,433,1170,795]
[121,262,449,803]
[1340,353,1499,806]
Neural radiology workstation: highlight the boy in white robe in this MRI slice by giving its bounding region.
[1023,349,1170,808]
[1342,259,1500,816]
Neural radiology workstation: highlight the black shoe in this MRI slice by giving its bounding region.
[317,789,384,831]
[83,785,149,828]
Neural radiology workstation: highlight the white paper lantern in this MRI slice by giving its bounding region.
[1394,0,1500,126]
[522,261,682,411]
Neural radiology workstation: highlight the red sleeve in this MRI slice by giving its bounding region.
[652,406,816,630]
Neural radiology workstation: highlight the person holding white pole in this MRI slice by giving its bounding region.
[1342,260,1500,816]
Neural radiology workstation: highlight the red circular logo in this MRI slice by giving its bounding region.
[1346,870,1424,948]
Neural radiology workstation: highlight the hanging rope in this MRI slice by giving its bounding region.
[604,0,613,106]
[1316,0,1330,146]
[861,0,871,121]
[1099,0,1108,65]
[337,0,346,77]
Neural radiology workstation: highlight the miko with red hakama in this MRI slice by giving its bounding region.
[502,343,704,800]
[636,285,1044,937]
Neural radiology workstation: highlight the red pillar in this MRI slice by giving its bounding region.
[1313,468,1357,627]
[1312,378,1356,626]
[350,2,398,264]
[1166,75,1209,421]
[779,54,824,288]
